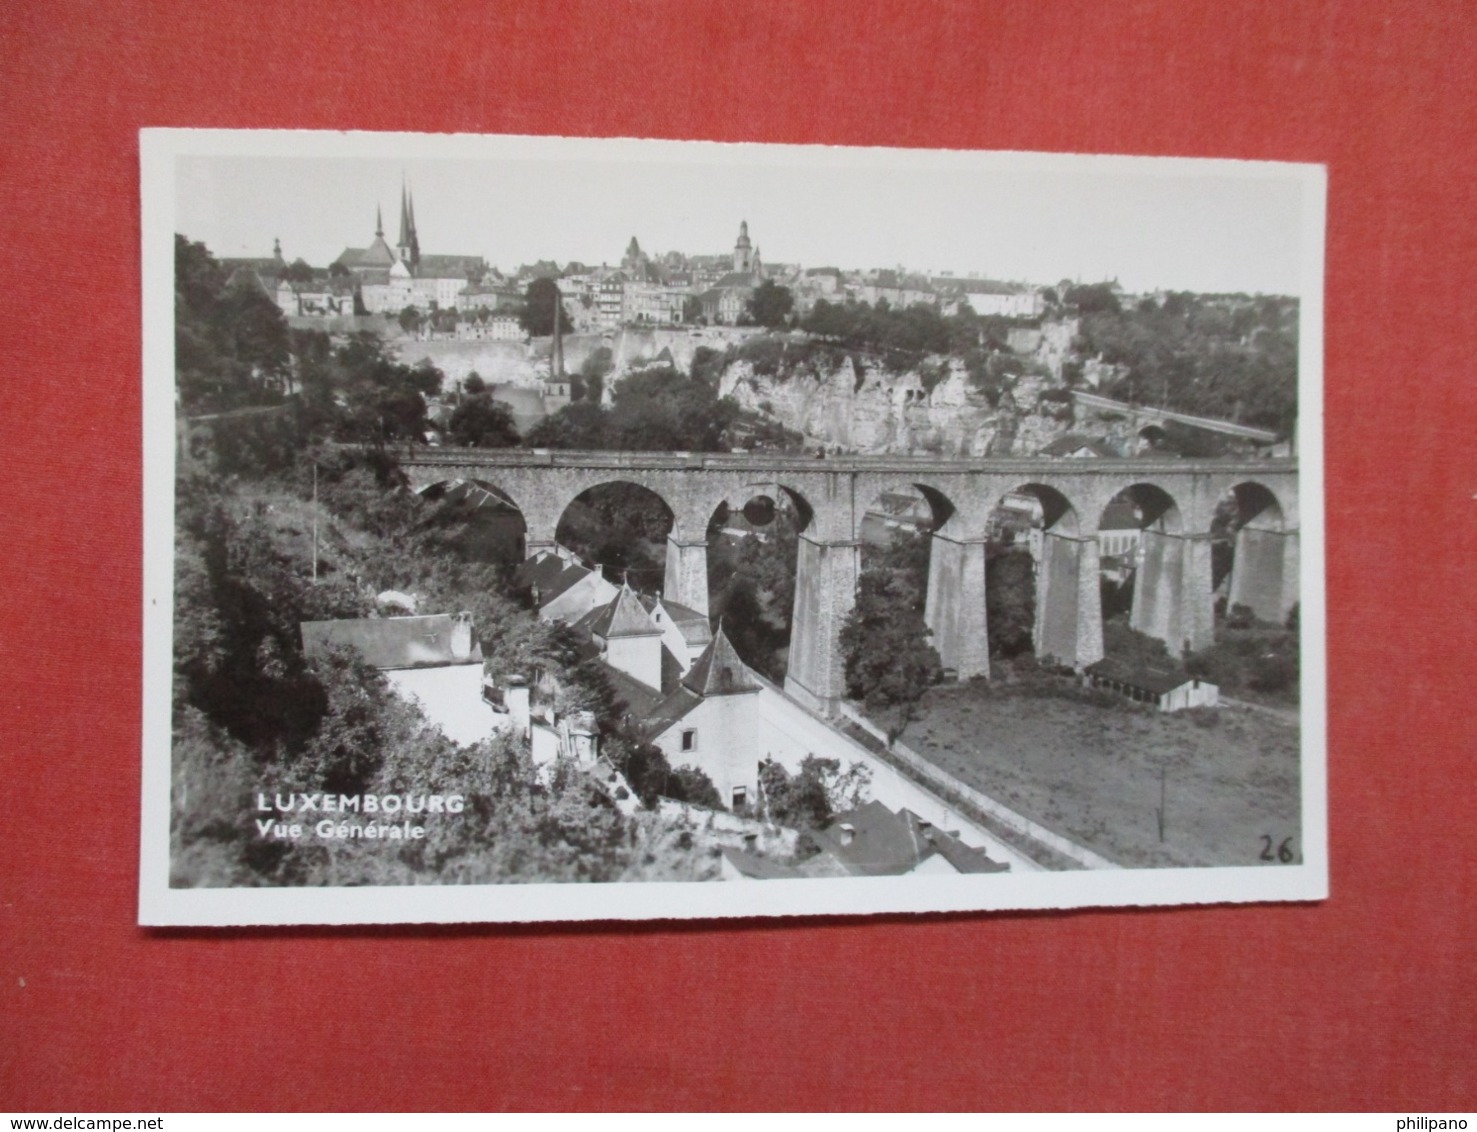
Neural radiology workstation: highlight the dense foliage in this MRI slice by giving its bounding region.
[986,548,1037,659]
[525,364,740,451]
[448,394,520,448]
[840,531,942,717]
[519,277,564,337]
[176,235,291,411]
[746,280,795,329]
[706,500,801,682]
[757,755,872,832]
[1074,292,1299,434]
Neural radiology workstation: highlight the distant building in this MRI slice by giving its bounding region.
[698,221,767,324]
[936,278,1044,319]
[334,186,487,314]
[1096,497,1142,559]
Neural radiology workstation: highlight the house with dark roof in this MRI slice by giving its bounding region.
[300,613,508,745]
[514,547,619,625]
[645,629,763,809]
[1084,658,1218,712]
[574,583,668,693]
[639,594,712,668]
[720,801,1009,879]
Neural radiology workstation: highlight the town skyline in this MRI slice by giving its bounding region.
[174,140,1311,296]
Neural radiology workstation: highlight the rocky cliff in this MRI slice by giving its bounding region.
[718,351,1077,457]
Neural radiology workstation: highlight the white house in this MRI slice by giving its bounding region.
[299,612,510,745]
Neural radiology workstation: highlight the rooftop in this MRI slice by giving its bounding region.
[584,585,665,640]
[300,613,482,671]
[1086,657,1208,696]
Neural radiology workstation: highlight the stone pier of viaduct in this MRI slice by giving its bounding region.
[397,449,1299,716]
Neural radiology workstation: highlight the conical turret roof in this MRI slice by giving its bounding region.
[682,625,759,697]
[588,584,663,640]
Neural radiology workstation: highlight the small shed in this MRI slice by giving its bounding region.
[1085,658,1218,712]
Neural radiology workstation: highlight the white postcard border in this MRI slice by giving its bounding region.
[139,128,1328,926]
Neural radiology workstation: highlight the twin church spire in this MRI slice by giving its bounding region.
[370,180,418,269]
[395,180,419,271]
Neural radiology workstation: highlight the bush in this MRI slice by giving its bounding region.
[1226,603,1256,630]
[1249,653,1296,693]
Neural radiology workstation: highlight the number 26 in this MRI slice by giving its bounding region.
[1259,835,1295,863]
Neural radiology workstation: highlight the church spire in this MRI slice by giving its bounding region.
[375,204,383,238]
[397,180,420,271]
[398,182,411,251]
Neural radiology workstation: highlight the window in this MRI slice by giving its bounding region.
[732,787,747,809]
[681,729,697,752]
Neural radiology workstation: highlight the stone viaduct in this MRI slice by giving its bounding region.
[397,449,1299,715]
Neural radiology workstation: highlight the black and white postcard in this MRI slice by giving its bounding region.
[140,129,1326,924]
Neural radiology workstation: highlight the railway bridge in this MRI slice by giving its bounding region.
[396,448,1299,715]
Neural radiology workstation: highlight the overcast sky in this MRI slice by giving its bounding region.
[171,134,1314,295]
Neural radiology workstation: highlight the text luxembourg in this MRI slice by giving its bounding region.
[254,792,466,842]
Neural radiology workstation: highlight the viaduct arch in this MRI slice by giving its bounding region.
[396,449,1299,715]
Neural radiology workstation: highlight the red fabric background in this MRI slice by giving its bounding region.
[2,0,1473,1112]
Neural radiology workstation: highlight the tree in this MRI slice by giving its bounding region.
[608,365,739,451]
[746,280,795,329]
[448,394,519,448]
[397,305,425,337]
[682,295,705,324]
[986,549,1036,659]
[174,234,292,412]
[462,371,486,395]
[520,277,564,337]
[332,332,442,443]
[840,557,941,716]
[280,258,316,284]
[758,755,872,829]
[523,401,611,449]
[1064,282,1122,315]
[578,346,613,403]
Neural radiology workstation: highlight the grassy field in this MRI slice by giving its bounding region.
[893,677,1302,869]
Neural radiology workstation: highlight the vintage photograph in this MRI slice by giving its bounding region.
[140,130,1326,924]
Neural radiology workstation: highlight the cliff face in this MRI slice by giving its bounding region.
[719,352,1074,457]
[394,326,764,390]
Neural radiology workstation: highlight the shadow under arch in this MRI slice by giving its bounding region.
[555,479,675,594]
[702,482,817,684]
[857,480,959,545]
[1229,481,1286,530]
[412,477,529,565]
[1097,481,1213,657]
[1101,481,1185,535]
[985,483,1093,669]
[1221,479,1297,625]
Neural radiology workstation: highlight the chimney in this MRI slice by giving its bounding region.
[839,823,856,847]
[505,674,531,739]
[569,711,598,765]
[450,612,474,660]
